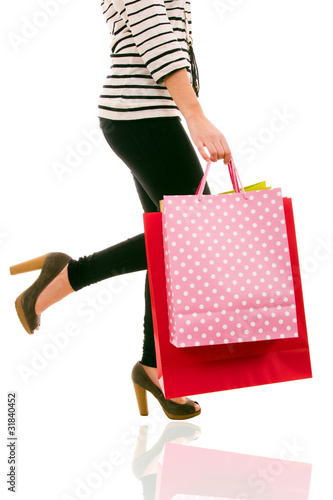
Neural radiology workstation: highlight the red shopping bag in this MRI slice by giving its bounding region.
[143,196,312,399]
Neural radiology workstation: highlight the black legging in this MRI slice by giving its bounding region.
[67,116,211,367]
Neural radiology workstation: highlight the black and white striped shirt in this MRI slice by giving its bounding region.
[98,0,193,120]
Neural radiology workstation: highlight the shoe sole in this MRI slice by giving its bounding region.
[14,293,34,334]
[162,408,201,420]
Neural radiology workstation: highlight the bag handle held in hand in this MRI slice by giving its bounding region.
[196,158,248,201]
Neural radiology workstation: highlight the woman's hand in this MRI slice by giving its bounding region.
[163,69,232,164]
[185,112,232,164]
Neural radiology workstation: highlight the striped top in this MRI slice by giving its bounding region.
[98,0,193,120]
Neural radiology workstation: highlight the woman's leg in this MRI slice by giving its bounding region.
[93,117,211,370]
[37,117,211,372]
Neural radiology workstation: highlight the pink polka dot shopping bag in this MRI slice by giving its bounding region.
[161,159,297,347]
[143,159,312,399]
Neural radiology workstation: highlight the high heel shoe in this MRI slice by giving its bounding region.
[9,252,72,334]
[131,362,201,420]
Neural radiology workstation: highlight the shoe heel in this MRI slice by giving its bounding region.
[133,383,149,416]
[10,254,48,275]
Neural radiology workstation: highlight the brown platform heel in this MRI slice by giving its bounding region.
[131,361,201,420]
[9,252,72,334]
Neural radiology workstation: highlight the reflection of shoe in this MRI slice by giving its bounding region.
[132,423,201,480]
[9,252,72,334]
[131,361,201,420]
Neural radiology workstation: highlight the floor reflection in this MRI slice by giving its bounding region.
[131,423,312,500]
[132,423,201,499]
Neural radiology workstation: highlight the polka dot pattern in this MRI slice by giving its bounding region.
[162,189,298,347]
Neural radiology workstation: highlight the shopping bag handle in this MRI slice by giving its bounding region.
[196,158,248,201]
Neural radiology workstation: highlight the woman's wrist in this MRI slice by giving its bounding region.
[182,101,205,122]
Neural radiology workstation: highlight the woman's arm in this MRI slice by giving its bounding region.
[164,69,232,164]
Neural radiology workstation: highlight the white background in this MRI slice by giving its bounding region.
[1,0,332,498]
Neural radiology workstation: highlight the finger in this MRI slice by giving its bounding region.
[204,141,219,162]
[220,137,232,164]
[197,144,210,162]
[214,141,226,162]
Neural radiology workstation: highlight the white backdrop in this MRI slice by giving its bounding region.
[1,1,332,498]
